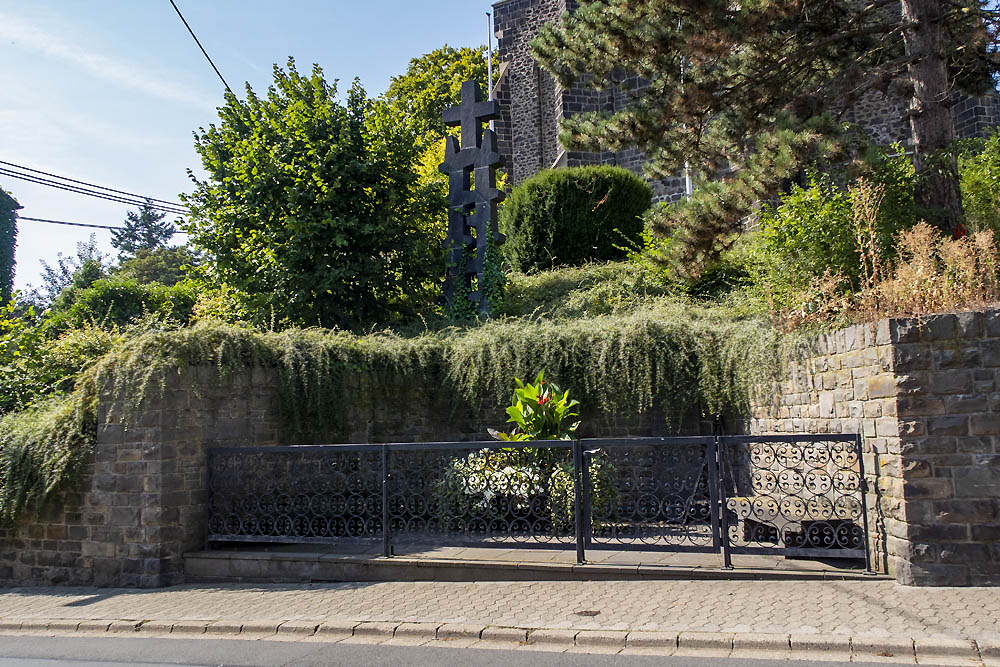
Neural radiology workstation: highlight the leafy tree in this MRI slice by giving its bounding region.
[0,188,19,304]
[384,45,490,143]
[28,235,107,310]
[385,45,494,244]
[182,60,444,328]
[111,199,176,258]
[113,246,196,287]
[532,0,1000,278]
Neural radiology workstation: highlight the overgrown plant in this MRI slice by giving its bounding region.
[489,371,580,442]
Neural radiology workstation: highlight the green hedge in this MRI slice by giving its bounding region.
[500,166,652,272]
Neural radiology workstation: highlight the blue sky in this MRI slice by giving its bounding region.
[1,1,492,291]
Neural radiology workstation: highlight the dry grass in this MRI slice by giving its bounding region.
[772,179,1000,331]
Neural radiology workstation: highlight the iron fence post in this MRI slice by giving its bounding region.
[573,439,586,565]
[716,436,734,570]
[205,448,214,551]
[382,445,391,558]
[856,433,876,574]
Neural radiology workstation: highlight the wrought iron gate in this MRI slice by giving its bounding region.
[207,435,873,571]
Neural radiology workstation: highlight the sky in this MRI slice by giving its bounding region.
[0,0,492,292]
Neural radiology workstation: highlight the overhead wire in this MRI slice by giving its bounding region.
[19,217,188,234]
[168,0,234,95]
[0,160,185,209]
[0,169,188,215]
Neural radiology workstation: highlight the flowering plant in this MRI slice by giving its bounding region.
[489,371,581,442]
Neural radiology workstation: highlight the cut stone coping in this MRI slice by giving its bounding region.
[0,619,988,663]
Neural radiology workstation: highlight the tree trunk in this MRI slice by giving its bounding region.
[902,0,964,233]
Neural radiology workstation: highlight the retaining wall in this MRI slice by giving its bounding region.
[750,311,1000,586]
[0,369,690,588]
[3,311,999,587]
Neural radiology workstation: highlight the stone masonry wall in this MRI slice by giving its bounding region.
[0,367,698,589]
[751,311,1000,586]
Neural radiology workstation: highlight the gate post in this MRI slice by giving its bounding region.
[572,439,586,565]
[715,436,734,570]
[382,445,391,558]
[856,433,876,574]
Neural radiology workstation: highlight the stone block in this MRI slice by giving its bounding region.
[896,560,971,586]
[890,319,923,344]
[893,345,933,372]
[952,465,1000,497]
[897,396,946,417]
[927,416,969,436]
[925,314,959,341]
[903,478,953,499]
[867,376,896,399]
[934,499,997,524]
[929,371,973,395]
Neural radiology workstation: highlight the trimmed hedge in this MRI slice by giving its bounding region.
[500,166,652,272]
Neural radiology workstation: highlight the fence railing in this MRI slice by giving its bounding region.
[207,435,874,572]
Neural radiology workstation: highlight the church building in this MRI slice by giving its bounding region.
[491,0,1000,202]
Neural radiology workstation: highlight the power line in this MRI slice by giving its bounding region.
[19,216,188,234]
[0,169,188,215]
[0,160,185,209]
[168,0,234,95]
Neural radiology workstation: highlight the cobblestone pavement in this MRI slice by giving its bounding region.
[0,579,995,641]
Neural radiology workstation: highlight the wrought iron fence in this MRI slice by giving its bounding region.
[207,435,874,572]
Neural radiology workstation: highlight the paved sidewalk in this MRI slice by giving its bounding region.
[0,580,997,664]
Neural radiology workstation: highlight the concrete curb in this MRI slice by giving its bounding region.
[0,617,991,663]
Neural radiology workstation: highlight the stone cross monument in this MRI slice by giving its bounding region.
[439,80,505,315]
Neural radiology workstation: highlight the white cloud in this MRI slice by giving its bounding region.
[0,12,216,112]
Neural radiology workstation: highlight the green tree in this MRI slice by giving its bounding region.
[0,189,20,304]
[111,199,176,258]
[533,0,1000,278]
[182,60,443,328]
[29,235,106,310]
[113,246,196,287]
[383,45,490,143]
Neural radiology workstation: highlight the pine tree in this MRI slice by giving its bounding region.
[532,0,1000,278]
[111,199,176,258]
[0,188,20,304]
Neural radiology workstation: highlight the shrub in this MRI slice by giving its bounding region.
[748,152,918,308]
[42,277,198,334]
[769,180,1000,330]
[500,166,652,272]
[959,131,1000,234]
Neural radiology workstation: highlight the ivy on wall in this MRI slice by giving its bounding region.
[0,189,20,304]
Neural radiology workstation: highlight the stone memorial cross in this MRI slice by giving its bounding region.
[439,80,505,315]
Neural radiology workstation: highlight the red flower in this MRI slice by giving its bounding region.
[538,396,550,406]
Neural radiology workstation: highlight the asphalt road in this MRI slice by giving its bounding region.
[0,635,932,667]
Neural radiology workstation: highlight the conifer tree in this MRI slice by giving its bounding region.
[111,199,176,259]
[532,0,1000,278]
